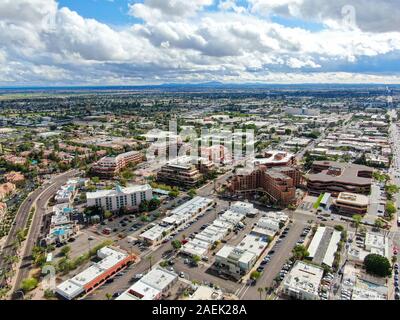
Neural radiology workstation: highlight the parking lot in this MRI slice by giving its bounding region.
[238,219,308,299]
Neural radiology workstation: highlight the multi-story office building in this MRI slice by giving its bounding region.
[228,166,301,205]
[86,184,153,212]
[306,161,373,197]
[91,151,143,177]
[156,156,212,188]
[333,192,369,216]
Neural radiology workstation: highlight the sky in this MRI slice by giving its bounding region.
[0,0,400,86]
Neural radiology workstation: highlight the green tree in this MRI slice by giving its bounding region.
[292,245,309,260]
[104,210,112,219]
[188,189,197,198]
[21,277,38,293]
[386,201,396,219]
[61,245,71,258]
[171,240,182,250]
[334,225,344,232]
[250,271,261,280]
[364,254,392,277]
[374,218,385,230]
[352,214,363,234]
[105,293,112,300]
[148,198,161,211]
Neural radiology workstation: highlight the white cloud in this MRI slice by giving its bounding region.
[0,0,399,85]
[129,0,213,22]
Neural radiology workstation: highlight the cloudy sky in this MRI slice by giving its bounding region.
[1,0,400,86]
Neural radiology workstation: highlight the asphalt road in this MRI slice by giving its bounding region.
[11,170,79,292]
[239,220,306,300]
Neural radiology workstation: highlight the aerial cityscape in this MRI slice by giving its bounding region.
[1,0,400,306]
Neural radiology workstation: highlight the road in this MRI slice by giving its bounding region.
[239,220,306,300]
[6,170,79,293]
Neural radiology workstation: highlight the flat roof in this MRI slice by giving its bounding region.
[56,247,128,300]
[323,230,341,267]
[117,267,178,300]
[308,227,326,259]
[283,261,324,297]
[253,150,294,166]
[337,192,369,206]
[307,161,373,185]
[87,184,152,199]
[169,196,213,217]
[140,224,172,241]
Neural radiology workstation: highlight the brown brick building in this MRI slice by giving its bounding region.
[306,161,373,197]
[228,165,302,205]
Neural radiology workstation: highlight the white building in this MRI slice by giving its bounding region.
[229,201,258,217]
[307,226,341,268]
[56,247,133,300]
[55,179,78,204]
[364,232,390,259]
[86,184,153,212]
[43,204,79,245]
[141,196,214,246]
[282,261,324,300]
[117,267,178,300]
[163,196,214,227]
[139,224,174,245]
[180,201,244,257]
[215,234,269,279]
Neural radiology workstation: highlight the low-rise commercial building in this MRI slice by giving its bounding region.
[307,226,341,268]
[87,184,153,212]
[141,197,214,246]
[117,267,178,300]
[215,234,269,279]
[282,261,324,300]
[56,247,135,300]
[251,211,288,238]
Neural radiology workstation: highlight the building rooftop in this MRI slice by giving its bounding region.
[337,192,369,206]
[86,184,152,199]
[307,161,373,185]
[117,267,178,300]
[253,150,294,166]
[283,261,324,297]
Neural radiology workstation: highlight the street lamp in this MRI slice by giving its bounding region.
[88,237,94,253]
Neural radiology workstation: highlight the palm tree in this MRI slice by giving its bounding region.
[147,255,153,271]
[352,214,362,235]
[264,287,270,299]
[257,287,264,300]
